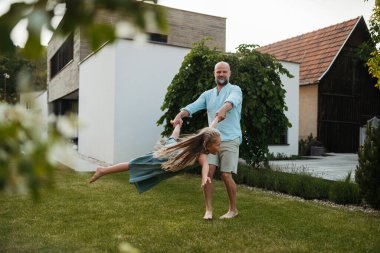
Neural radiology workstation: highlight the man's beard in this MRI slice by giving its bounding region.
[215,77,229,86]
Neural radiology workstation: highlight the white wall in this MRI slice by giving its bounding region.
[113,40,190,163]
[78,41,298,163]
[78,40,190,164]
[268,61,299,156]
[78,44,116,163]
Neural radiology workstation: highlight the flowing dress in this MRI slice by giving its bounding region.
[128,137,184,193]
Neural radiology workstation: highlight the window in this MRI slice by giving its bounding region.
[270,129,288,145]
[50,34,74,79]
[148,33,168,43]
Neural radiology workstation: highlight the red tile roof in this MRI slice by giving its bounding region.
[257,17,362,85]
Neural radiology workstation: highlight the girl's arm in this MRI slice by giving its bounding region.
[198,154,211,188]
[210,115,223,128]
[170,120,182,139]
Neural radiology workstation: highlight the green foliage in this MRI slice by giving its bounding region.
[188,163,363,206]
[234,164,331,200]
[365,0,380,89]
[0,0,167,58]
[356,122,380,209]
[298,133,323,156]
[0,48,47,103]
[329,173,361,205]
[158,40,292,167]
[0,103,76,199]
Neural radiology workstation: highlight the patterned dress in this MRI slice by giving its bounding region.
[128,137,184,193]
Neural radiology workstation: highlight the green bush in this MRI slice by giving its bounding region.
[233,164,331,200]
[356,122,380,209]
[189,162,363,206]
[298,133,323,156]
[329,182,361,205]
[158,40,292,168]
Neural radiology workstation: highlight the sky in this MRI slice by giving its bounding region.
[0,0,376,52]
[158,0,375,52]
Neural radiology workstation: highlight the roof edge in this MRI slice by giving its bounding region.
[318,16,363,82]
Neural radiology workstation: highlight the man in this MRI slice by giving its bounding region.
[173,61,243,220]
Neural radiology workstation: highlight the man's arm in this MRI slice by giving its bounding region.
[216,102,233,120]
[172,110,190,126]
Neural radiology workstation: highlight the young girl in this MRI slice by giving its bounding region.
[89,120,221,196]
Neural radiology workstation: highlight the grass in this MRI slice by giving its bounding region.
[1,167,380,253]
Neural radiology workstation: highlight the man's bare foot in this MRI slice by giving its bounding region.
[89,167,105,183]
[203,210,213,220]
[219,210,238,219]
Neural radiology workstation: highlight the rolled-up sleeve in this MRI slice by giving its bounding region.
[225,86,242,108]
[182,92,208,117]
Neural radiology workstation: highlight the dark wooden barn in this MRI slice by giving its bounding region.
[258,16,380,153]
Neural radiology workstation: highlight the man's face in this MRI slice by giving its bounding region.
[214,64,231,86]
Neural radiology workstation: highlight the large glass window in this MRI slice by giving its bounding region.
[50,34,74,79]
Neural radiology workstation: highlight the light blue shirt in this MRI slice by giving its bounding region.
[183,83,243,143]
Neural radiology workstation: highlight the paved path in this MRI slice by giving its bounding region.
[56,149,110,173]
[269,153,358,181]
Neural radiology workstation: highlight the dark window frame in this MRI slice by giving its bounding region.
[148,33,168,43]
[50,34,74,79]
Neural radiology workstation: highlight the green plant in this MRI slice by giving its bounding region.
[356,122,380,209]
[329,172,361,205]
[364,0,380,89]
[0,0,167,58]
[158,40,292,167]
[0,102,76,199]
[298,133,323,156]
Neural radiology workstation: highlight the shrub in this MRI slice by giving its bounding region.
[298,133,323,156]
[158,40,292,168]
[356,121,380,209]
[329,173,361,205]
[189,162,363,206]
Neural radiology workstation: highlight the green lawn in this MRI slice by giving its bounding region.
[1,167,379,253]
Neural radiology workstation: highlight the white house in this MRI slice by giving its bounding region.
[78,40,190,163]
[268,61,299,157]
[77,40,299,164]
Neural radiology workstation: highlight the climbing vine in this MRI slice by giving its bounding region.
[158,40,292,167]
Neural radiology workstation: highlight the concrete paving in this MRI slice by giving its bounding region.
[269,153,358,181]
[60,149,359,181]
[56,149,110,173]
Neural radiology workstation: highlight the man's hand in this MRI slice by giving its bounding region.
[216,102,233,120]
[172,110,189,126]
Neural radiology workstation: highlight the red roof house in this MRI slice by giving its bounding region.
[258,16,380,152]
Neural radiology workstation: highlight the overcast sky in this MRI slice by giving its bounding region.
[159,0,375,52]
[0,0,376,52]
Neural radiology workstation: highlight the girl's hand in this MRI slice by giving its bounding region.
[170,120,182,128]
[210,115,223,128]
[201,176,212,188]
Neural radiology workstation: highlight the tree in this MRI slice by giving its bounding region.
[157,40,292,167]
[0,48,47,103]
[356,120,380,209]
[0,0,167,58]
[365,0,380,89]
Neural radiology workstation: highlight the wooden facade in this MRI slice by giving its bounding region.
[318,21,380,152]
[258,17,380,153]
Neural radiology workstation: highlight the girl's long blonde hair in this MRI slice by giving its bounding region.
[154,127,220,172]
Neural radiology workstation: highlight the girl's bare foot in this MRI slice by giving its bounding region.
[89,167,105,183]
[203,210,213,220]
